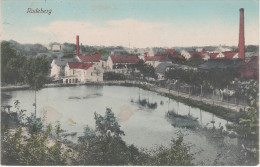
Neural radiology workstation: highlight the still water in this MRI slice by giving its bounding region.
[1,85,254,165]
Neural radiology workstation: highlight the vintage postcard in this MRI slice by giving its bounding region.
[1,0,259,166]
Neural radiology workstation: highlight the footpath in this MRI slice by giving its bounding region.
[1,80,248,112]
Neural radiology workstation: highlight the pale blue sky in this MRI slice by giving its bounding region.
[2,0,259,47]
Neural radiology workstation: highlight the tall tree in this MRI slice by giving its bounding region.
[23,56,49,116]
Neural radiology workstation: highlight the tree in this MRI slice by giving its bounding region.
[1,41,26,84]
[135,60,157,79]
[94,108,125,138]
[62,53,75,58]
[236,80,259,139]
[2,125,67,165]
[187,54,204,67]
[150,136,193,165]
[23,56,49,116]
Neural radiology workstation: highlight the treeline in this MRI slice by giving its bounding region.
[165,68,237,90]
[1,106,193,166]
[7,40,48,57]
[1,41,49,86]
[170,55,205,67]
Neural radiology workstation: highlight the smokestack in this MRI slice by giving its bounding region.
[76,35,79,56]
[238,8,245,61]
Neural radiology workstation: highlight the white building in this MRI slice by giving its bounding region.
[107,55,140,70]
[52,44,61,52]
[63,62,103,83]
[181,50,192,59]
[50,58,79,80]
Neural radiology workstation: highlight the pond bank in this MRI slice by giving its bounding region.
[1,80,246,122]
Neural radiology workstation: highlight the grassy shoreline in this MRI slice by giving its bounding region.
[163,93,242,123]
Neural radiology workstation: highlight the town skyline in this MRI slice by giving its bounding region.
[2,0,259,47]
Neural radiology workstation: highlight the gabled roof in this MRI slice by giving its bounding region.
[223,51,238,59]
[209,53,219,59]
[68,62,94,70]
[110,55,140,64]
[215,51,238,60]
[237,56,259,80]
[144,55,171,62]
[78,52,102,62]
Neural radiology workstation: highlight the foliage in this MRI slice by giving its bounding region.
[187,54,204,67]
[165,68,236,89]
[245,45,259,52]
[150,136,193,165]
[103,72,127,80]
[234,81,259,140]
[25,113,44,135]
[81,45,109,55]
[75,108,192,166]
[23,56,49,91]
[75,136,147,165]
[7,40,48,57]
[1,41,26,84]
[1,105,193,166]
[171,57,187,65]
[135,60,157,79]
[1,41,50,87]
[1,124,67,165]
[62,52,75,58]
[94,108,125,138]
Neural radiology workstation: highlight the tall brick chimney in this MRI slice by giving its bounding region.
[238,8,245,61]
[76,35,79,56]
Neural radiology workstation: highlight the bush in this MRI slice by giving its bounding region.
[103,72,127,80]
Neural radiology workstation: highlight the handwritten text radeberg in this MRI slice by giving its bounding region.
[27,8,52,15]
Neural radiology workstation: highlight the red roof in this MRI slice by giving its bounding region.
[209,51,238,60]
[78,52,102,62]
[209,53,219,59]
[110,55,140,64]
[68,62,94,70]
[215,51,238,60]
[237,56,259,80]
[165,49,175,53]
[145,55,171,62]
[223,51,238,59]
[170,54,185,59]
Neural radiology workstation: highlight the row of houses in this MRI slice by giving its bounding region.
[50,36,257,83]
[51,52,257,83]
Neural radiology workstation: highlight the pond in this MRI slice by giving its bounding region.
[1,85,255,165]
